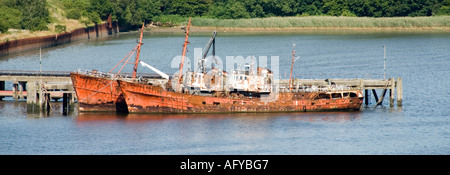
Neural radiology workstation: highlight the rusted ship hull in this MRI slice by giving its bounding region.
[119,80,363,114]
[70,73,127,112]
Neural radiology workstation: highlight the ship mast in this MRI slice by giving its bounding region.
[177,17,191,91]
[132,22,145,80]
[289,43,295,91]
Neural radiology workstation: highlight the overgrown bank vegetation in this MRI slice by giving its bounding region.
[1,0,450,35]
[191,16,450,29]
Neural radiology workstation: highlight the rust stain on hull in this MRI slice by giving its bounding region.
[70,72,127,112]
[119,80,363,114]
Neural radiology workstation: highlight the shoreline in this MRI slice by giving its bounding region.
[2,25,449,43]
[3,15,449,42]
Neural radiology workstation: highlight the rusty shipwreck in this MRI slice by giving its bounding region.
[117,18,364,113]
[70,23,146,112]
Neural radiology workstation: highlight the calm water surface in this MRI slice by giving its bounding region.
[0,31,449,155]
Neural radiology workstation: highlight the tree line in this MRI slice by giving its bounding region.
[1,0,449,33]
[0,0,49,33]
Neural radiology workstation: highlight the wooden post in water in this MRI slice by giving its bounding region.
[69,93,74,113]
[364,89,369,105]
[397,77,403,106]
[62,92,74,115]
[38,81,44,111]
[45,93,51,113]
[63,93,68,115]
[12,81,18,101]
[390,78,395,107]
[26,81,38,113]
[372,89,379,104]
[19,81,26,99]
[0,81,4,100]
[376,83,388,106]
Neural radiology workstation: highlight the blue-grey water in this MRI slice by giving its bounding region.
[0,31,449,155]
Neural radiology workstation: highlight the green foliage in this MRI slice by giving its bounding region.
[0,1,22,31]
[202,0,449,19]
[119,0,162,26]
[55,24,66,33]
[341,9,356,17]
[152,15,187,26]
[66,9,81,19]
[62,0,89,20]
[434,0,450,15]
[207,0,252,19]
[87,11,102,24]
[0,20,8,33]
[161,0,211,17]
[17,0,50,31]
[2,0,449,33]
[63,0,450,27]
[0,0,50,31]
[438,6,450,15]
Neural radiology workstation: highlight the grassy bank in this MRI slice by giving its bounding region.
[3,15,449,43]
[0,0,87,43]
[187,16,450,31]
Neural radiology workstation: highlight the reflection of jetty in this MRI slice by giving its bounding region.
[0,70,402,113]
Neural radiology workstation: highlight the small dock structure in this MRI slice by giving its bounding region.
[279,77,403,107]
[0,70,75,114]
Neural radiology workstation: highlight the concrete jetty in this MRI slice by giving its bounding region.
[0,70,75,114]
[279,78,403,107]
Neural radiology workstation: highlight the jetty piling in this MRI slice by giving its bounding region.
[364,89,369,105]
[372,89,379,104]
[396,77,402,106]
[390,78,395,107]
[0,81,4,100]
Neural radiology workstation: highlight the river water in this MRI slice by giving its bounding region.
[0,30,449,155]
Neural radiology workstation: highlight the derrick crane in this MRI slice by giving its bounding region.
[198,31,217,73]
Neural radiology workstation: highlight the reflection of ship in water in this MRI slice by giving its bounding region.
[75,112,361,124]
[118,18,364,114]
[286,111,362,123]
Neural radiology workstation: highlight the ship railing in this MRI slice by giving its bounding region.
[283,73,390,80]
[278,84,352,93]
[76,69,117,79]
[75,69,166,80]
